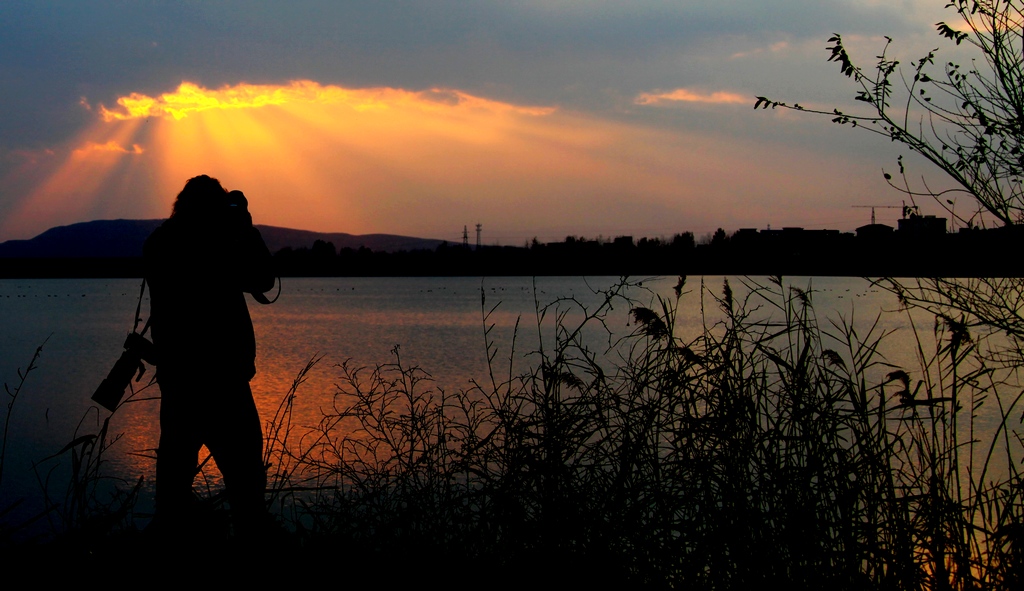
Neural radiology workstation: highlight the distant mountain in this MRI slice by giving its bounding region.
[255,225,444,255]
[0,219,163,258]
[0,219,444,258]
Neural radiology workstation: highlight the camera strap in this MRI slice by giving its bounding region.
[251,276,282,305]
[133,278,152,337]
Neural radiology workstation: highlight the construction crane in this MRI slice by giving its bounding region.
[852,205,902,225]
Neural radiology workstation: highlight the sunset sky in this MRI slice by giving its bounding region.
[0,1,966,244]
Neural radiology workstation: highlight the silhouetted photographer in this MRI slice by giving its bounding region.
[143,175,274,540]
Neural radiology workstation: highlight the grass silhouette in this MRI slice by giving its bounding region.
[4,276,1022,587]
[253,276,1022,588]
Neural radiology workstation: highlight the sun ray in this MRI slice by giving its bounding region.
[1,78,896,242]
[1,118,146,237]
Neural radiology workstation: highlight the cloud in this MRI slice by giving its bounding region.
[71,141,144,157]
[731,40,791,59]
[634,88,748,106]
[0,1,943,146]
[99,80,555,122]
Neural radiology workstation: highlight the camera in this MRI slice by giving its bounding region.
[225,189,253,228]
[92,332,157,412]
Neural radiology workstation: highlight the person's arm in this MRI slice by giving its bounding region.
[225,190,275,295]
[238,226,275,295]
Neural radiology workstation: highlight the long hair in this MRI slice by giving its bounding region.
[170,175,228,220]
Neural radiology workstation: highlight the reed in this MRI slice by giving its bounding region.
[6,275,1021,587]
[29,371,155,545]
[0,341,46,545]
[259,276,1022,588]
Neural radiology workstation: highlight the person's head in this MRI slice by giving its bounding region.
[170,174,228,220]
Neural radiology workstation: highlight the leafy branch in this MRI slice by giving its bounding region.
[758,1,1024,227]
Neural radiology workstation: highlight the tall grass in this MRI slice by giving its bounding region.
[0,341,45,544]
[5,276,1020,586]
[2,352,154,548]
[261,276,1023,588]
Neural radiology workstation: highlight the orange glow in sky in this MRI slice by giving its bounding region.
[1,79,888,242]
[99,81,555,122]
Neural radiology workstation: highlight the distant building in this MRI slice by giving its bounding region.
[856,223,894,239]
[897,215,947,236]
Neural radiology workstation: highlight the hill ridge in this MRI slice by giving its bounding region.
[0,219,444,258]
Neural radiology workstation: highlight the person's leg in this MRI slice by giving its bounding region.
[204,380,267,537]
[154,375,204,536]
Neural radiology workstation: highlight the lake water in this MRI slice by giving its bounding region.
[0,275,948,526]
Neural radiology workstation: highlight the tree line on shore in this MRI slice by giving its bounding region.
[4,222,1019,278]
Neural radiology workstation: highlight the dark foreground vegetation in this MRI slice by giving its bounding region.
[2,277,1021,588]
